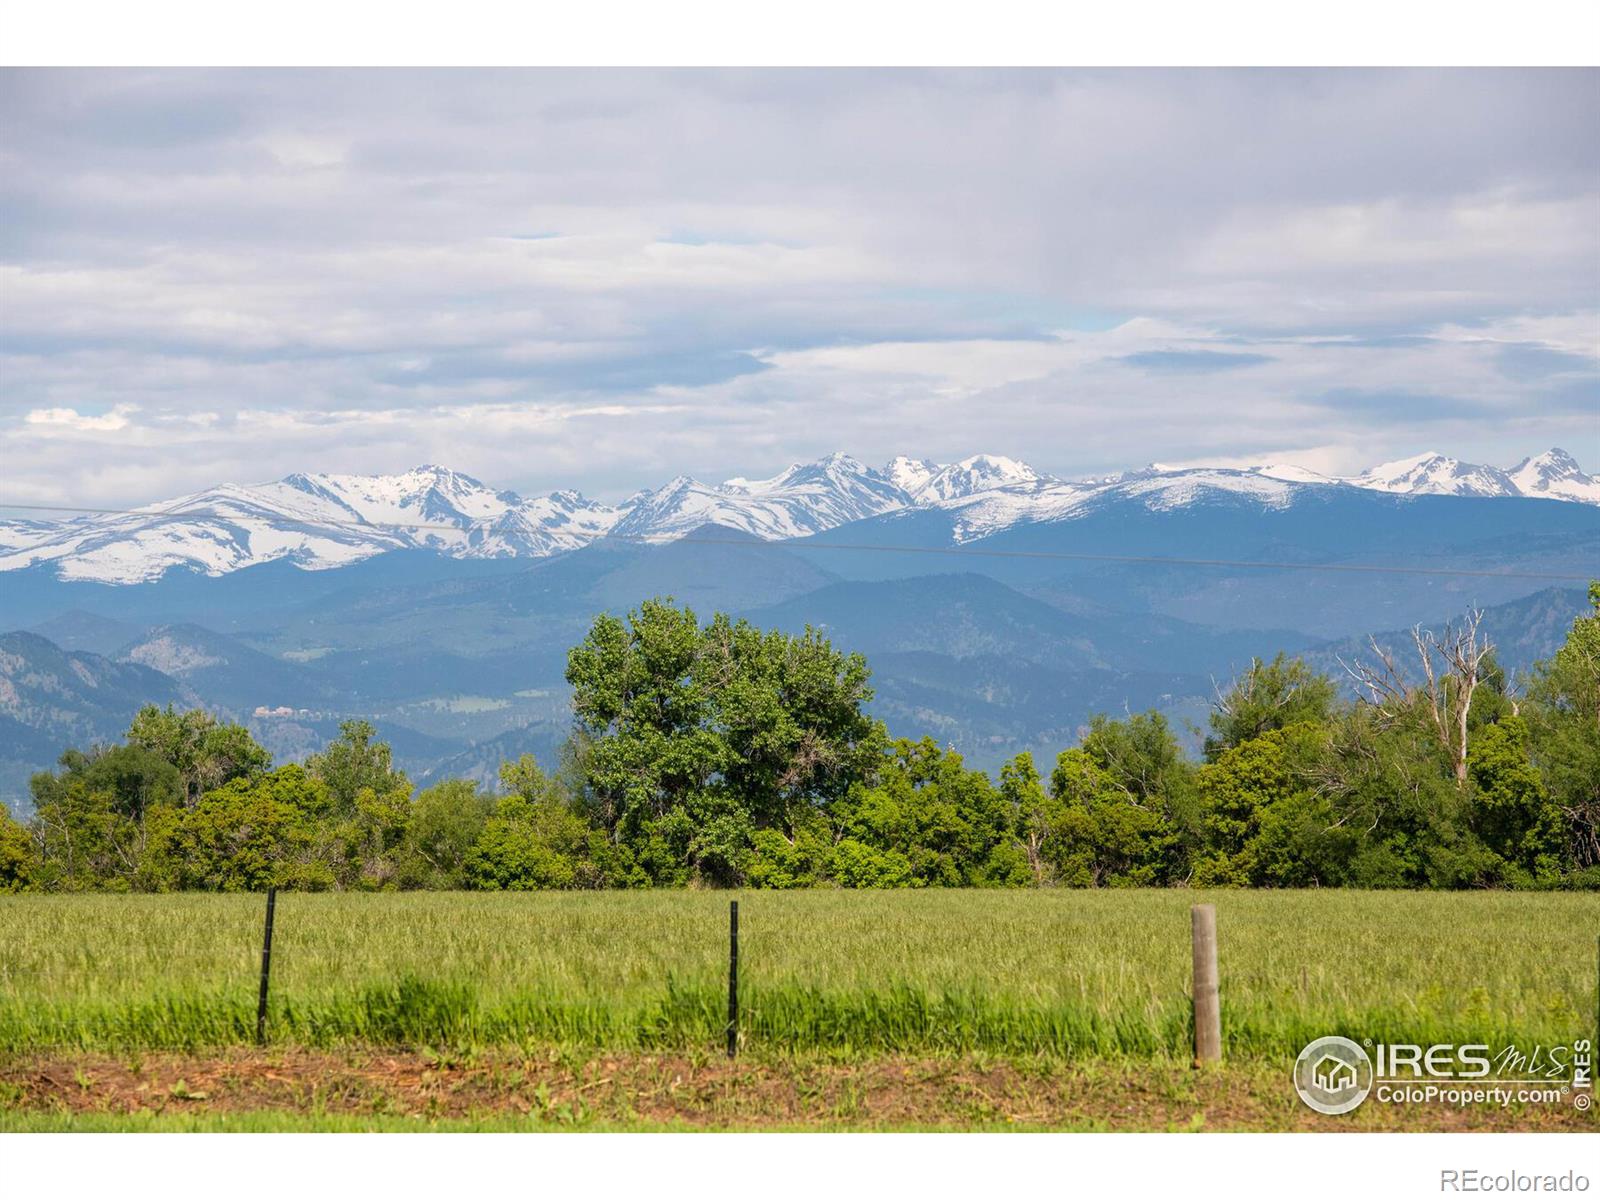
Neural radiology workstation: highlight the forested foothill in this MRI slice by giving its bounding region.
[3,584,1596,894]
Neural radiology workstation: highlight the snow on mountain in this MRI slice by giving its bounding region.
[1506,448,1600,505]
[731,452,910,510]
[0,467,623,584]
[1078,464,1165,486]
[264,466,624,557]
[0,483,410,583]
[915,454,1050,502]
[1348,451,1520,499]
[612,452,1053,544]
[1258,449,1599,503]
[0,518,59,555]
[1255,464,1339,485]
[1114,468,1307,512]
[605,476,743,541]
[898,448,1595,544]
[932,480,1098,542]
[465,489,625,558]
[882,456,943,497]
[931,468,1304,543]
[2,447,1592,584]
[612,453,911,542]
[284,465,516,526]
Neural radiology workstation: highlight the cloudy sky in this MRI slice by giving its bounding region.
[1,68,1596,506]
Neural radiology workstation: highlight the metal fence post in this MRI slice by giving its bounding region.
[256,887,277,1046]
[726,899,739,1058]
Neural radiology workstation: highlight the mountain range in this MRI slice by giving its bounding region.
[2,447,1594,585]
[2,446,1595,814]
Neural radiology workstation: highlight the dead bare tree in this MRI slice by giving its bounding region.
[1338,609,1492,785]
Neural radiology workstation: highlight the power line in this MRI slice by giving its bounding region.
[0,499,1594,582]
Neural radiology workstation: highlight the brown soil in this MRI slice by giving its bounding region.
[3,1050,1594,1131]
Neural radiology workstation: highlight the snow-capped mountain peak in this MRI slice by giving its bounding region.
[2,446,1592,584]
[610,453,909,543]
[1351,452,1520,498]
[916,454,1050,502]
[1254,463,1338,484]
[882,455,943,497]
[1076,463,1166,487]
[0,466,623,583]
[282,464,518,526]
[733,452,878,495]
[1507,447,1600,504]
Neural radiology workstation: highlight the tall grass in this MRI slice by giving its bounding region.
[1,891,1594,1059]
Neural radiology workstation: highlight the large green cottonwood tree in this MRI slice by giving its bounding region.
[565,599,884,884]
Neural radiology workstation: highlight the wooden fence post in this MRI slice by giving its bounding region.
[256,887,277,1046]
[1191,903,1221,1066]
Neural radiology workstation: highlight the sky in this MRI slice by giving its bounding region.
[1,67,1597,506]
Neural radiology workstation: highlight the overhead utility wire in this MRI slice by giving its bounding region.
[0,500,1593,583]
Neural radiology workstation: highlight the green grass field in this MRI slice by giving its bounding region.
[1,891,1596,1059]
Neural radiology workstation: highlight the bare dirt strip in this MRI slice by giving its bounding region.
[2,1050,1593,1131]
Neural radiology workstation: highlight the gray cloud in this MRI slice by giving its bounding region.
[0,68,1596,504]
[1311,387,1496,421]
[1495,342,1598,381]
[1118,350,1274,372]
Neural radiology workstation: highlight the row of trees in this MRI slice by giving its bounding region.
[2,585,1596,893]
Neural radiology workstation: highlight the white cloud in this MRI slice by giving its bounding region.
[1428,311,1600,358]
[23,404,139,432]
[0,69,1594,505]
